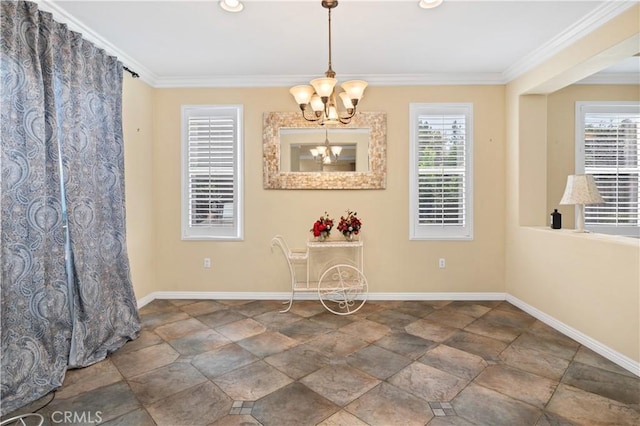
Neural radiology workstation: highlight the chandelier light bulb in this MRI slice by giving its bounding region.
[328,106,339,120]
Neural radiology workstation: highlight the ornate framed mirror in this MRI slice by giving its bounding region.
[263,112,387,189]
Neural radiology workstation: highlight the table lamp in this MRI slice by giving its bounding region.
[559,174,604,233]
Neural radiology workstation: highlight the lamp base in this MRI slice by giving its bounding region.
[574,204,588,233]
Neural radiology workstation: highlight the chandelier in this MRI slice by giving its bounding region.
[310,129,342,164]
[289,0,367,126]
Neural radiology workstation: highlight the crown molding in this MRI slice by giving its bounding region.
[35,0,158,86]
[502,0,638,82]
[153,72,507,88]
[576,72,640,85]
[154,75,316,89]
[364,73,506,86]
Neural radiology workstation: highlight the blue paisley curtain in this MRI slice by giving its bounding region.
[1,1,140,414]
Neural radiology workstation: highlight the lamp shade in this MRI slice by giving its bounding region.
[339,92,354,109]
[309,95,324,112]
[341,80,368,101]
[290,85,314,105]
[559,174,604,205]
[310,77,337,98]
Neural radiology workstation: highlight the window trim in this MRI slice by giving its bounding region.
[181,105,244,241]
[409,103,474,241]
[575,101,639,237]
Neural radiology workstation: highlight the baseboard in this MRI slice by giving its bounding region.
[137,291,507,307]
[136,290,638,377]
[138,291,317,307]
[136,293,156,308]
[506,294,640,377]
[367,292,507,301]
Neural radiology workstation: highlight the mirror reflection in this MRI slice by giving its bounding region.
[280,128,369,173]
[290,143,356,172]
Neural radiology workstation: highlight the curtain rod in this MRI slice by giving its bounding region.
[123,66,139,78]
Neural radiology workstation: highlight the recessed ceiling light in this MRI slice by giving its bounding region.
[419,0,443,9]
[220,0,243,13]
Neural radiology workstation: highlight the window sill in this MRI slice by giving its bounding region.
[524,226,640,247]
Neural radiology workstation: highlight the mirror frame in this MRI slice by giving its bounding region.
[263,111,387,189]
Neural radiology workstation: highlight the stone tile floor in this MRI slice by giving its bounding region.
[4,299,640,425]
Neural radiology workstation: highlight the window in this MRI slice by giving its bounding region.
[576,102,639,237]
[182,105,243,240]
[409,103,473,240]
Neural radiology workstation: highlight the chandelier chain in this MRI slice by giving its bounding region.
[326,6,334,77]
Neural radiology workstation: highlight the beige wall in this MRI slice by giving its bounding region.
[547,84,640,228]
[505,5,640,362]
[149,85,505,295]
[122,75,156,300]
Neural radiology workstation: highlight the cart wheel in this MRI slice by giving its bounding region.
[318,264,368,315]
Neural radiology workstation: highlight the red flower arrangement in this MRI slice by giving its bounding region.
[337,210,362,237]
[311,212,333,239]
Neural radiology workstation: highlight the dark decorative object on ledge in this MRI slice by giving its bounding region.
[550,209,562,229]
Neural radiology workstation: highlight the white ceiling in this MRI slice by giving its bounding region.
[38,0,639,88]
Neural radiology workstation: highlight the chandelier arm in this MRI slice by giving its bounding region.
[337,105,357,122]
[300,106,322,123]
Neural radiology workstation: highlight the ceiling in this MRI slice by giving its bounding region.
[38,0,639,88]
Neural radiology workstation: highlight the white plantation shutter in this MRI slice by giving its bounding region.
[410,103,473,240]
[182,105,243,240]
[576,102,639,237]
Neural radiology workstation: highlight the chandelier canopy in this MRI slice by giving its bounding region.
[289,0,367,126]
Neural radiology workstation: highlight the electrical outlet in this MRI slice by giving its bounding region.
[439,258,446,269]
[204,258,211,268]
